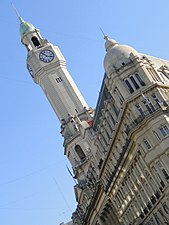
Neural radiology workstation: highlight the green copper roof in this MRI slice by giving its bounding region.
[19,16,35,38]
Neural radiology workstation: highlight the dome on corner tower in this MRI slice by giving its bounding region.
[104,36,138,74]
[19,17,36,38]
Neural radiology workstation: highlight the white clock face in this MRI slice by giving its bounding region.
[27,64,34,78]
[39,50,54,63]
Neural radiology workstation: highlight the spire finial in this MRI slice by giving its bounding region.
[11,2,24,23]
[99,26,108,40]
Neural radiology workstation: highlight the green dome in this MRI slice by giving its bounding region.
[19,17,35,38]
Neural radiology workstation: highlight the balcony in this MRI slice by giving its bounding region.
[125,103,167,135]
[105,102,168,192]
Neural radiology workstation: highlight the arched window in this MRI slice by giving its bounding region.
[75,145,85,161]
[31,37,40,47]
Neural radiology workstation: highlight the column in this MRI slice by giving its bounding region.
[137,157,158,192]
[128,172,147,210]
[135,163,152,197]
[125,177,143,216]
[132,167,150,204]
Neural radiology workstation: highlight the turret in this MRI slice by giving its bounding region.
[19,16,44,51]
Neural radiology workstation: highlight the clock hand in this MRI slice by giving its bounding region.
[42,52,48,56]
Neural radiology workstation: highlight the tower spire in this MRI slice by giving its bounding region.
[11,2,24,23]
[11,3,36,38]
[99,26,107,39]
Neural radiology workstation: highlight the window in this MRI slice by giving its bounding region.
[31,37,40,47]
[160,125,169,137]
[152,94,161,108]
[144,139,151,149]
[115,86,124,102]
[160,180,165,188]
[156,161,169,181]
[144,102,153,113]
[112,104,119,117]
[56,77,62,83]
[161,169,169,180]
[148,218,156,225]
[153,131,161,141]
[162,202,169,214]
[75,145,85,162]
[154,213,161,225]
[130,76,140,89]
[135,73,145,86]
[124,80,134,93]
[149,102,155,111]
[136,104,144,117]
[143,99,155,113]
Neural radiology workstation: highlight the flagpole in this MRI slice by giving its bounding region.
[66,165,77,185]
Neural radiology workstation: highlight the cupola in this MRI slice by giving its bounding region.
[104,36,138,75]
[19,17,36,38]
[19,16,43,51]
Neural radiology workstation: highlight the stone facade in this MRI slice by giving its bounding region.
[83,37,169,225]
[20,18,169,225]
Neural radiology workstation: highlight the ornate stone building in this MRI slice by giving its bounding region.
[19,17,169,225]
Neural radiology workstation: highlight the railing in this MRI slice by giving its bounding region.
[124,103,165,135]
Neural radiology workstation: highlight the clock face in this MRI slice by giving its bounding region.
[39,50,54,63]
[27,64,34,78]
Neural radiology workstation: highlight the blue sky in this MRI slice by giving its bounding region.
[0,0,169,225]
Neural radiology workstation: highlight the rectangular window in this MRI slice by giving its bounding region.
[164,125,169,134]
[143,100,155,113]
[152,94,161,108]
[154,213,161,225]
[153,131,161,141]
[144,140,151,149]
[130,76,140,89]
[149,102,155,111]
[115,87,124,104]
[136,104,144,117]
[124,79,134,93]
[112,104,119,117]
[162,202,169,214]
[135,73,145,86]
[56,77,62,83]
[161,169,169,180]
[160,125,169,136]
[148,218,156,225]
[156,161,169,181]
[144,102,153,113]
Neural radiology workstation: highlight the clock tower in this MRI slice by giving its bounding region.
[20,17,95,179]
[20,16,89,122]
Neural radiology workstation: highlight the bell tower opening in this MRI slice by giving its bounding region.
[75,145,86,162]
[31,37,40,47]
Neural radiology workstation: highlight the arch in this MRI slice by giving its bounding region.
[31,36,40,47]
[75,145,85,161]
